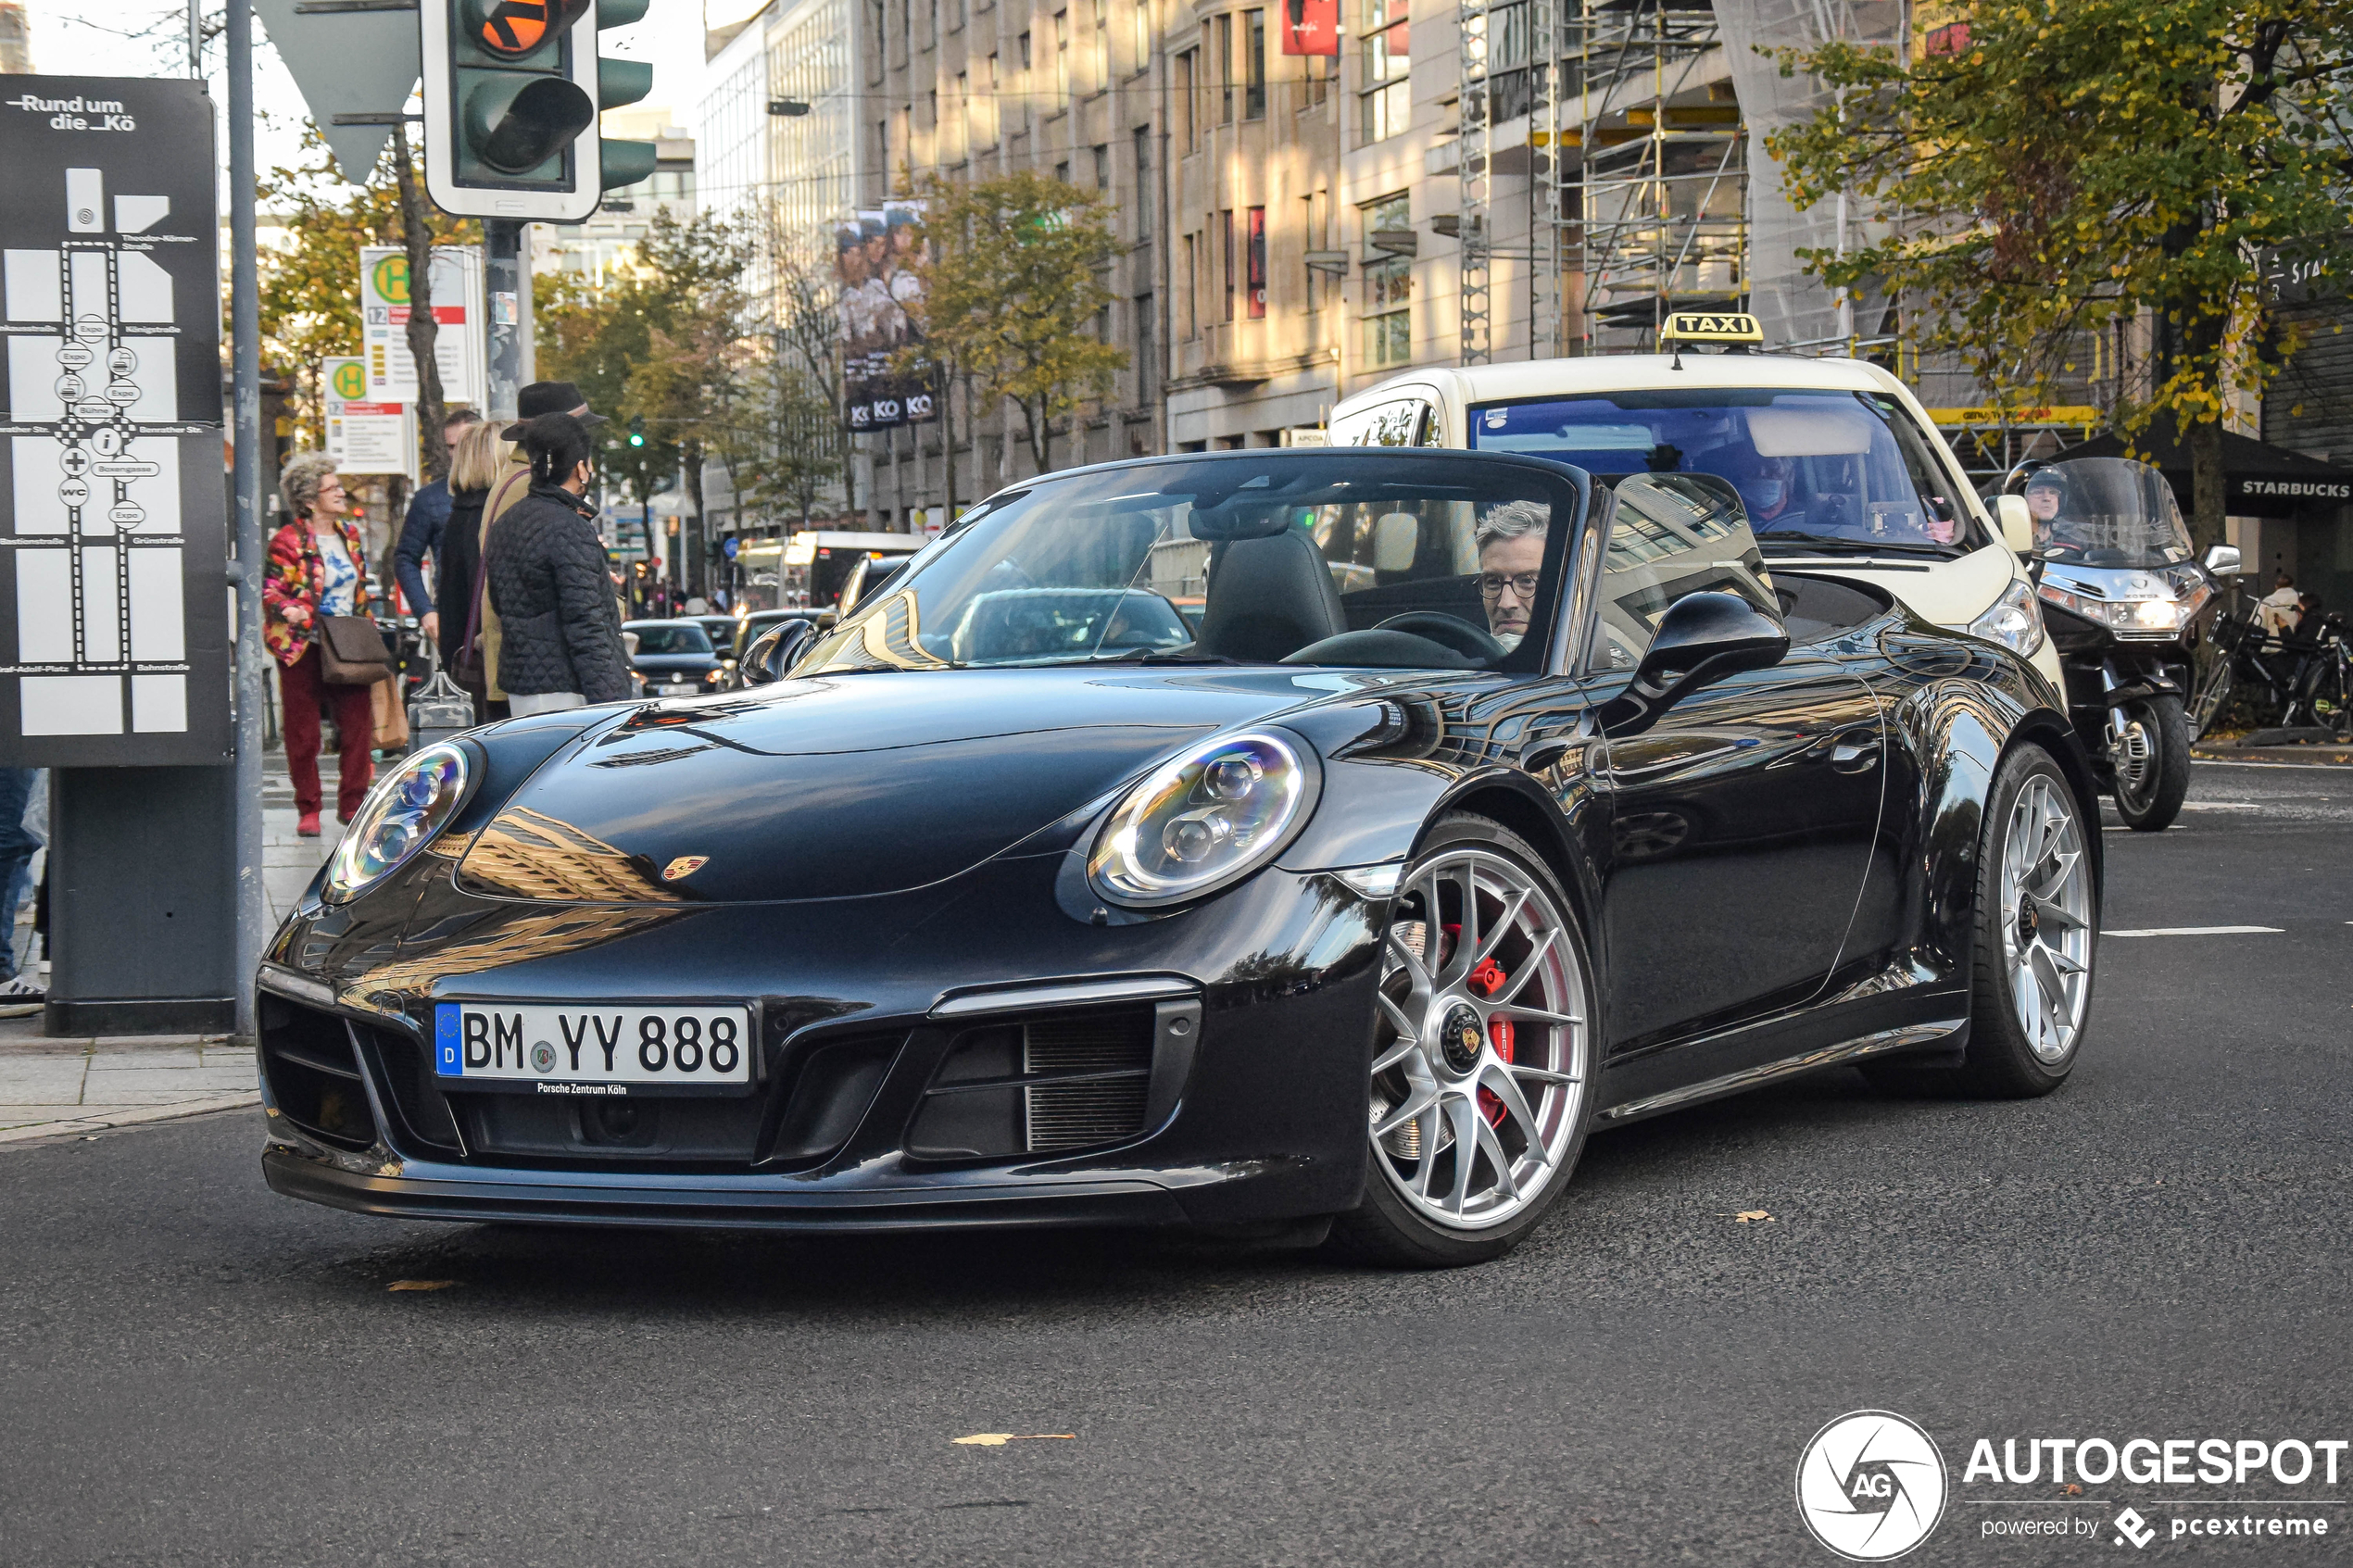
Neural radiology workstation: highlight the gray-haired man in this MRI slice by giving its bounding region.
[1476,499,1549,650]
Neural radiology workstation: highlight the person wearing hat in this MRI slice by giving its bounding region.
[483,413,631,714]
[454,382,609,716]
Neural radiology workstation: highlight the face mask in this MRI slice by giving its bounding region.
[1754,481,1786,510]
[1493,632,1523,654]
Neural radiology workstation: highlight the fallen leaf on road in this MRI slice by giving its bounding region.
[2062,1484,2082,1496]
[952,1434,1076,1446]
[387,1279,457,1292]
[1735,1210,1773,1224]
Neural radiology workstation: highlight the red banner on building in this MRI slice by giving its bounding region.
[1280,0,1339,56]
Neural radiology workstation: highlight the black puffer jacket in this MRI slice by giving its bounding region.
[484,484,631,702]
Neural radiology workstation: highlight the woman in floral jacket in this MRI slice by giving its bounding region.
[265,452,378,836]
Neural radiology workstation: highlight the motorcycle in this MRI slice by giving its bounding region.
[2003,456,2240,831]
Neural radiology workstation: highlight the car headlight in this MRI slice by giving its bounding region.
[325,743,471,902]
[1087,731,1319,908]
[1968,578,2047,657]
[704,668,727,684]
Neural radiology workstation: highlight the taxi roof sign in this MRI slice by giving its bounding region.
[1659,311,1765,345]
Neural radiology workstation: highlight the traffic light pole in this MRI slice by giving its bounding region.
[484,220,533,420]
[229,0,268,1037]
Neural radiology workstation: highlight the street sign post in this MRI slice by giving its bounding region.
[0,77,235,1034]
[251,0,422,184]
[321,355,417,478]
[359,245,486,408]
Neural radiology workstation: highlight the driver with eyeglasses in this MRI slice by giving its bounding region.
[1477,499,1548,651]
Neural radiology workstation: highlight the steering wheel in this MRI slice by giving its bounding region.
[1375,611,1506,661]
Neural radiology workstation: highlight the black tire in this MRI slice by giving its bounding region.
[1871,745,2097,1099]
[2111,693,2190,831]
[1326,813,1600,1268]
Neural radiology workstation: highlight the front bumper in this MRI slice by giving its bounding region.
[257,850,1387,1232]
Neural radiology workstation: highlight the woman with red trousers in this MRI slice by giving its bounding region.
[266,452,377,837]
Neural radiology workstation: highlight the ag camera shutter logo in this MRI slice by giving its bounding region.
[1795,1410,1949,1561]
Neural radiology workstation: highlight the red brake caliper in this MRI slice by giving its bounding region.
[1470,957,1513,1126]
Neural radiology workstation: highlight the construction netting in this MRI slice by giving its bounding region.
[1714,0,1906,354]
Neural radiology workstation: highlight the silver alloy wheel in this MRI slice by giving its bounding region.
[1368,848,1589,1231]
[1999,773,2093,1061]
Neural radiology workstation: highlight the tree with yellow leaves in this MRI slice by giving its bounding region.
[1771,0,2353,546]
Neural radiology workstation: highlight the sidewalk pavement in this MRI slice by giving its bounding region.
[1,749,363,1146]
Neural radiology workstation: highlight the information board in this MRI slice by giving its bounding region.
[321,355,415,477]
[360,245,484,408]
[0,78,228,766]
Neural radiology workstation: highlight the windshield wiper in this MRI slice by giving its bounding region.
[1753,530,1955,558]
[1090,646,1242,665]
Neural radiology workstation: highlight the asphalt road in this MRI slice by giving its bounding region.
[4,759,2349,1567]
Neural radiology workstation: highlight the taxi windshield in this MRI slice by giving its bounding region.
[1467,388,1980,556]
[795,454,1580,674]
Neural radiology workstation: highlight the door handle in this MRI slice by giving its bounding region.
[1829,731,1881,772]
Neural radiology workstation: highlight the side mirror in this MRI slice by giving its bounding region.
[2202,543,2244,576]
[1994,495,2036,554]
[1600,592,1790,734]
[740,620,816,686]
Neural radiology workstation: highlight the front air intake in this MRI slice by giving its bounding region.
[1022,1014,1153,1151]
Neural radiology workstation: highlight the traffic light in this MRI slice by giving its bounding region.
[421,0,656,221]
[626,414,646,447]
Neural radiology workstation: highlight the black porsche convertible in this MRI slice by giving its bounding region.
[256,449,2099,1266]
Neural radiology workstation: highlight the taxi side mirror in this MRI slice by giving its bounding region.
[1994,495,2035,554]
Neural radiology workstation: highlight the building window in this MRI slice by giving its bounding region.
[1362,191,1411,364]
[1056,159,1071,182]
[1246,206,1265,318]
[1176,50,1196,148]
[1055,10,1070,107]
[1134,126,1152,237]
[1132,0,1151,73]
[1183,232,1198,337]
[1136,292,1156,394]
[1093,143,1109,188]
[1216,13,1233,122]
[1244,10,1265,119]
[1094,0,1109,88]
[1360,0,1408,143]
[1220,208,1235,320]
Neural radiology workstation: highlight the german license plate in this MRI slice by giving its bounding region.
[659,682,698,695]
[433,1001,755,1096]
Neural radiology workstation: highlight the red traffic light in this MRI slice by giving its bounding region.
[467,0,590,58]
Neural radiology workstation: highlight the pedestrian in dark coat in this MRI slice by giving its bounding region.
[432,421,510,670]
[391,408,484,640]
[484,414,632,713]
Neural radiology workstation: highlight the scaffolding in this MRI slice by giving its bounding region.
[1566,0,1745,355]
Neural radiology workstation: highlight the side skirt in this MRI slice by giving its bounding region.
[1592,1017,1968,1127]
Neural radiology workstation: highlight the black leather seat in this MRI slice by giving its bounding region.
[1194,531,1348,662]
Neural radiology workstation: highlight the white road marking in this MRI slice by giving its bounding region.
[2177,801,2263,810]
[2103,925,2284,937]
[2192,759,2353,771]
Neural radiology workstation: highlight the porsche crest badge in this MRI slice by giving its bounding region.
[661,856,710,882]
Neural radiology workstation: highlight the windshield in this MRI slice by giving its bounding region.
[796,453,1580,674]
[1468,388,1978,556]
[625,623,713,655]
[2009,457,2194,568]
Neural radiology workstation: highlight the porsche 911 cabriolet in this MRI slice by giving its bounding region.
[256,448,2099,1265]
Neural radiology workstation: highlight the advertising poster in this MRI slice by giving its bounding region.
[837,199,937,432]
[1280,0,1340,54]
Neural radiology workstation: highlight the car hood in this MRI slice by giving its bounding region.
[454,667,1365,904]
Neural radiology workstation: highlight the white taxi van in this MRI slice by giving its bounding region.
[1323,316,2060,685]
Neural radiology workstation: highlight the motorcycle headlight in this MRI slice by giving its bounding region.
[1969,578,2047,657]
[1088,730,1319,908]
[325,743,471,902]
